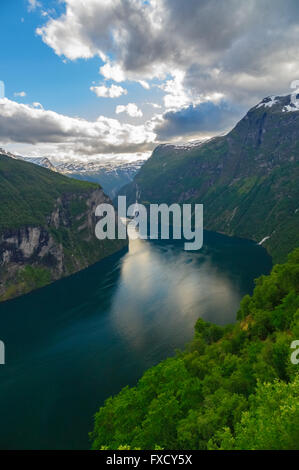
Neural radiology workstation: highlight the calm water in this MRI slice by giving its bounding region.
[0,231,271,449]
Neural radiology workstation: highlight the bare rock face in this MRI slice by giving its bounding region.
[0,187,127,301]
[0,226,62,265]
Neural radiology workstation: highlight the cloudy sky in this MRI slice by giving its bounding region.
[1,0,299,161]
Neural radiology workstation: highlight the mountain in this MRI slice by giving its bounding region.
[0,149,58,173]
[0,149,145,199]
[55,158,145,199]
[119,94,299,262]
[21,156,58,172]
[0,153,127,301]
[0,148,17,159]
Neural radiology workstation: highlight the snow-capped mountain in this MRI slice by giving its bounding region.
[0,148,19,159]
[21,156,58,172]
[255,93,299,112]
[0,150,58,173]
[55,158,145,198]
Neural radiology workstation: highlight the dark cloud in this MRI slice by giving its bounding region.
[0,99,155,154]
[155,101,243,139]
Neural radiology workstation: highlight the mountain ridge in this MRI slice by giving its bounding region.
[119,94,299,262]
[0,148,145,199]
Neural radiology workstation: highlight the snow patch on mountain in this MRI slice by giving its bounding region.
[255,94,299,113]
[157,138,211,152]
[282,100,299,112]
[21,156,58,172]
[256,96,279,109]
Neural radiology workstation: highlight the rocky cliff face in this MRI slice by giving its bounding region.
[119,95,299,262]
[0,156,127,301]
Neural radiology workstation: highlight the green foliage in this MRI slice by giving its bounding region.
[0,265,52,301]
[91,249,299,450]
[0,154,97,232]
[211,375,299,450]
[19,265,52,289]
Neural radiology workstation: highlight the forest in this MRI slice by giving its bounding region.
[91,249,299,450]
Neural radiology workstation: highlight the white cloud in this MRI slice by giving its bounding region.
[100,63,126,83]
[27,0,41,12]
[160,71,191,109]
[90,84,127,98]
[32,102,43,109]
[138,80,150,90]
[160,71,226,110]
[36,0,299,109]
[147,102,162,109]
[14,91,26,98]
[116,103,143,118]
[0,98,156,155]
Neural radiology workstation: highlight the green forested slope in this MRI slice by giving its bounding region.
[119,95,299,262]
[0,154,98,232]
[91,248,299,450]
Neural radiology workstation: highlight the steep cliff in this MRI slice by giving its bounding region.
[119,95,299,262]
[0,154,127,301]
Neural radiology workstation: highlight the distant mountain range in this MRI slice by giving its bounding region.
[119,94,299,262]
[0,149,59,173]
[53,158,145,199]
[21,156,58,172]
[0,148,145,199]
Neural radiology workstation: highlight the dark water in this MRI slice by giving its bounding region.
[0,231,271,449]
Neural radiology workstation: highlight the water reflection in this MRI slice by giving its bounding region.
[110,234,241,354]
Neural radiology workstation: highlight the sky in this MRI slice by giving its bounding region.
[1,0,299,162]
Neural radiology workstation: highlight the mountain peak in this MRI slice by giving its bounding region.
[254,94,299,113]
